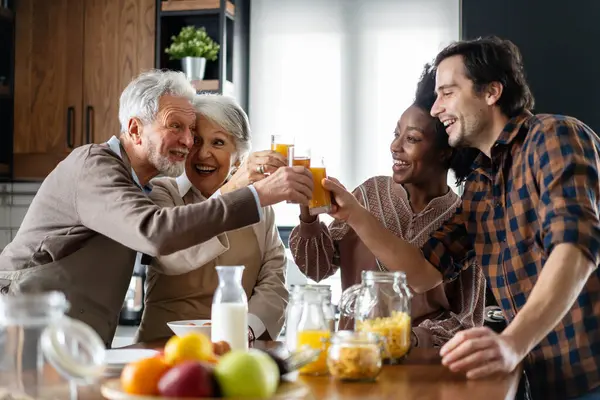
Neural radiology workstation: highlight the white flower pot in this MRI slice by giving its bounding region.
[181,57,207,81]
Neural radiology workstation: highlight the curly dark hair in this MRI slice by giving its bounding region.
[412,63,478,185]
[434,35,535,117]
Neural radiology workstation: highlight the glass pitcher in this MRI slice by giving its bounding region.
[0,291,106,400]
[339,271,412,363]
[211,265,248,352]
[295,289,331,376]
[285,285,335,352]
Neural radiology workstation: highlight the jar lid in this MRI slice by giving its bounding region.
[331,330,382,345]
[41,316,106,384]
[361,270,406,282]
[290,284,332,294]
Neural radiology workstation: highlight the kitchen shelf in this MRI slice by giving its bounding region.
[191,80,235,95]
[0,85,9,97]
[192,79,219,92]
[161,0,235,17]
[0,7,13,20]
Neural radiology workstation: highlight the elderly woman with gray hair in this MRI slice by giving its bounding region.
[135,94,289,343]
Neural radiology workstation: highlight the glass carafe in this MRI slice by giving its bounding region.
[295,289,331,376]
[285,285,335,353]
[211,266,248,351]
[339,271,412,363]
[0,291,106,400]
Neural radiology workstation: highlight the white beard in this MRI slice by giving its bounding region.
[146,138,185,177]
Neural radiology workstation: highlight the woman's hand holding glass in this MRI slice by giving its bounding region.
[220,150,287,194]
[322,177,365,224]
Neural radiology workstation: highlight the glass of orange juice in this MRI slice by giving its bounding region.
[308,157,332,216]
[286,146,311,204]
[287,145,311,168]
[271,134,294,159]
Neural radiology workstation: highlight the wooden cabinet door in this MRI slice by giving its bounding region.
[83,0,155,144]
[13,0,84,179]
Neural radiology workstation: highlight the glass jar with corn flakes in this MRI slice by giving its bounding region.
[339,271,412,364]
[327,331,386,382]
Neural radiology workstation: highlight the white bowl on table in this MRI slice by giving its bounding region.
[103,348,158,377]
[167,319,212,338]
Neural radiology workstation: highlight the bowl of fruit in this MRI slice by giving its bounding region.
[167,320,212,338]
[101,332,312,399]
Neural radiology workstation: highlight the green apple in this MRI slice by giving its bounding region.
[214,349,280,397]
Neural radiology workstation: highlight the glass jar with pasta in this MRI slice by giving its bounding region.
[339,271,412,364]
[327,331,386,382]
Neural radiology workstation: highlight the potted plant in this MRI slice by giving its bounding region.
[165,26,220,81]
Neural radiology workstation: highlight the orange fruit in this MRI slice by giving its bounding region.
[121,356,170,395]
[205,353,220,365]
[164,333,214,365]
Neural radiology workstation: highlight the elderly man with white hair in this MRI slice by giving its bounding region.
[0,70,313,346]
[136,94,292,343]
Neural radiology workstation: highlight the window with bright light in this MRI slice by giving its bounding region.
[249,0,460,303]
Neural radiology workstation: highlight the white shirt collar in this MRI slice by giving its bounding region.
[176,172,193,198]
[106,135,150,193]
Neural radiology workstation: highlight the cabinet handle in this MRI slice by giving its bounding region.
[85,105,94,143]
[66,107,75,148]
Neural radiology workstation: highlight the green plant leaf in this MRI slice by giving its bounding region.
[164,25,221,61]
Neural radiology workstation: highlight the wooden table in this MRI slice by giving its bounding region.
[79,338,522,400]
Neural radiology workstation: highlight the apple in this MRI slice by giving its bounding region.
[214,349,280,398]
[158,361,216,398]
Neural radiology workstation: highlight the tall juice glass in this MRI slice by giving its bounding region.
[271,134,294,159]
[309,157,332,216]
[286,146,311,204]
[287,146,311,168]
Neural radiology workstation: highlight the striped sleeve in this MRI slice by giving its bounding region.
[288,219,339,282]
[288,184,368,282]
[413,260,486,347]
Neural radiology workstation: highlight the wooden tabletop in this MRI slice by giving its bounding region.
[77,338,521,400]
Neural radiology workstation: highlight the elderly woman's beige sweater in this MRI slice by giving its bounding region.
[135,174,288,343]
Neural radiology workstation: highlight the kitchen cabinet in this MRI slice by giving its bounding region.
[13,0,155,179]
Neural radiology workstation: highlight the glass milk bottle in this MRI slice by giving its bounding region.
[211,266,248,351]
[0,291,106,400]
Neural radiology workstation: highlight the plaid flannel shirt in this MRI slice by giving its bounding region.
[421,111,600,399]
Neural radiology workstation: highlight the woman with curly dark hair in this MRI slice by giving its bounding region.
[289,63,484,347]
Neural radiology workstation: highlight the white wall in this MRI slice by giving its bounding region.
[249,0,461,227]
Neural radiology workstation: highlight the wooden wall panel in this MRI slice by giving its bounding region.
[83,0,155,144]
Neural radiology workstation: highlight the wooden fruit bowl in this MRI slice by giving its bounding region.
[101,378,312,400]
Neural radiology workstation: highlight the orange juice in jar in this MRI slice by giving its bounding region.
[295,289,331,375]
[309,157,332,215]
[297,330,331,375]
[271,134,294,158]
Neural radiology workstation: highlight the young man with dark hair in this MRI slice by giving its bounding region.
[322,36,600,399]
